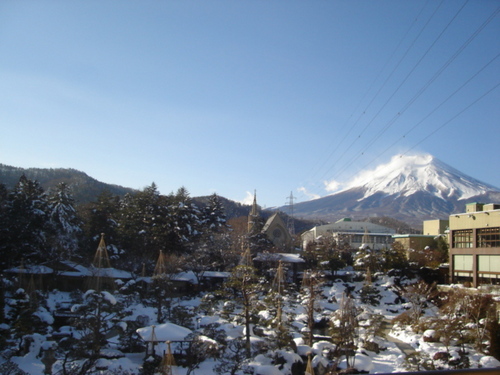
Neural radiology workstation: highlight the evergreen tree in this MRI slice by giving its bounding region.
[186,194,235,282]
[118,184,171,265]
[0,183,10,269]
[80,189,122,264]
[1,175,50,268]
[224,265,263,358]
[382,243,409,271]
[434,235,449,264]
[213,338,248,375]
[202,193,227,232]
[70,289,129,359]
[47,182,82,260]
[168,186,203,254]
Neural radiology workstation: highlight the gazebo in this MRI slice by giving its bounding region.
[136,322,193,358]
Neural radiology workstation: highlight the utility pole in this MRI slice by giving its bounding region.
[285,191,295,236]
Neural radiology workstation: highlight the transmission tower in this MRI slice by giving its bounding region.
[285,191,295,236]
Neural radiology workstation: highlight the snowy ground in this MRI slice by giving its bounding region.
[5,274,500,374]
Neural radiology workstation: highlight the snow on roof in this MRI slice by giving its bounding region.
[202,271,230,278]
[254,252,305,263]
[58,261,92,277]
[276,253,305,263]
[172,271,197,283]
[136,323,193,342]
[5,265,54,274]
[88,266,133,279]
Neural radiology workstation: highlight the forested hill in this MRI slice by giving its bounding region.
[0,164,136,204]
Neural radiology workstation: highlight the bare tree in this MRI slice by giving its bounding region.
[402,281,437,326]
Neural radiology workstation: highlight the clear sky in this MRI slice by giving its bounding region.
[1,0,499,208]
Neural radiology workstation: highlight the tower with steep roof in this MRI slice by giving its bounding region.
[248,190,260,235]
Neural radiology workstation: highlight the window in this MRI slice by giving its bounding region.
[452,229,473,248]
[477,227,500,248]
[478,255,500,272]
[454,255,473,278]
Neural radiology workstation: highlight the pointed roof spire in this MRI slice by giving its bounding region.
[248,190,260,234]
[250,190,258,217]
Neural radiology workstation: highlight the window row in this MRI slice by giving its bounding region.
[452,227,500,248]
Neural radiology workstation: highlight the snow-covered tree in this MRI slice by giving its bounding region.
[301,270,323,347]
[1,175,49,267]
[381,242,409,271]
[70,289,129,359]
[224,265,264,358]
[118,183,171,265]
[213,338,248,375]
[330,293,359,368]
[186,195,236,283]
[402,281,437,325]
[80,189,123,264]
[151,252,185,323]
[168,186,203,253]
[47,182,82,260]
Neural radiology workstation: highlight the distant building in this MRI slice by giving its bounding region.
[301,218,395,250]
[423,219,449,236]
[449,202,500,287]
[392,234,435,253]
[247,191,293,250]
[262,212,293,250]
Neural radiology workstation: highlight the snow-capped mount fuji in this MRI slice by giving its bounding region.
[339,154,497,201]
[291,154,500,228]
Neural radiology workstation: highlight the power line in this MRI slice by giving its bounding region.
[366,51,500,169]
[317,0,446,184]
[322,2,499,188]
[403,81,500,156]
[304,0,432,185]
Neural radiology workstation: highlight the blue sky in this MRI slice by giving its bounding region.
[1,0,499,208]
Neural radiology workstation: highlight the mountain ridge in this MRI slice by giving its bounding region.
[3,154,499,230]
[288,154,500,228]
[0,164,136,203]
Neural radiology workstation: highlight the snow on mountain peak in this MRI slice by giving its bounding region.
[338,153,498,201]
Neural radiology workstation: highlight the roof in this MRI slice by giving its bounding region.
[5,265,54,275]
[336,218,352,222]
[254,252,305,263]
[136,323,192,342]
[202,271,230,278]
[88,266,133,279]
[5,260,133,279]
[304,220,396,235]
[392,234,435,239]
[262,212,284,232]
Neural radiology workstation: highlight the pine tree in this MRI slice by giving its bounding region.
[202,193,227,232]
[118,184,171,264]
[47,182,82,260]
[187,194,235,283]
[169,186,203,254]
[224,265,263,358]
[80,189,122,264]
[70,289,129,359]
[1,175,50,268]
